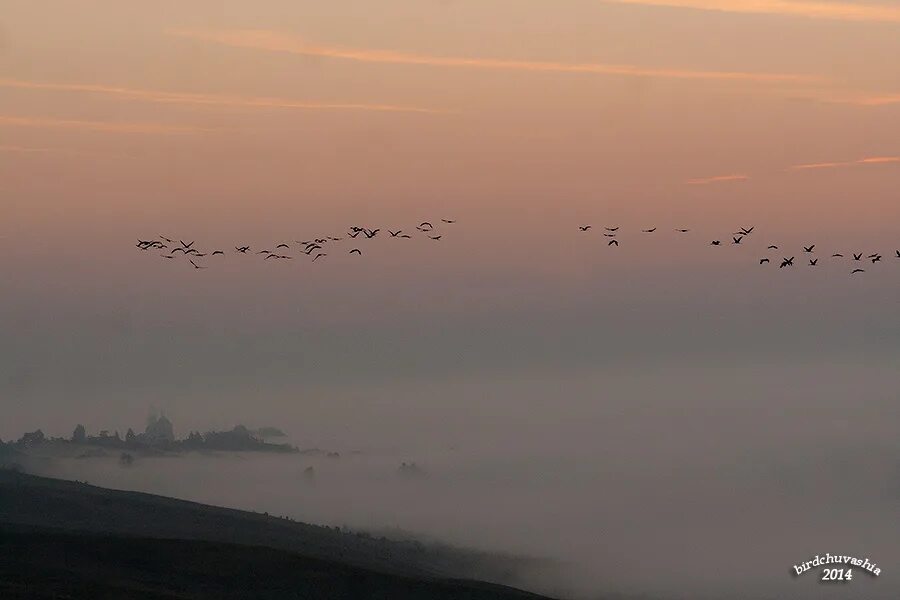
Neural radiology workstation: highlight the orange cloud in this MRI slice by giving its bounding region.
[0,78,447,114]
[788,156,900,170]
[788,161,852,171]
[857,156,900,164]
[685,174,750,185]
[168,28,822,84]
[603,0,900,24]
[0,115,206,134]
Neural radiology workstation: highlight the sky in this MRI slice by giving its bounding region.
[2,1,900,598]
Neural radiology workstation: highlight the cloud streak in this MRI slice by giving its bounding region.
[685,174,750,185]
[168,28,822,84]
[0,78,447,114]
[602,0,900,24]
[788,156,900,170]
[0,115,206,134]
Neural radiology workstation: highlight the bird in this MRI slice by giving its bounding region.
[605,227,619,232]
[896,250,900,258]
[603,233,617,238]
[207,250,221,256]
[767,245,778,250]
[189,259,205,269]
[428,235,442,240]
[417,222,434,231]
[170,247,186,254]
[740,227,755,235]
[389,230,402,237]
[160,255,174,259]
[832,253,843,258]
[851,268,865,274]
[608,239,619,246]
[349,231,362,238]
[257,250,270,255]
[642,228,657,233]
[180,240,194,249]
[276,243,290,249]
[803,245,815,253]
[441,219,456,224]
[579,225,592,231]
[675,228,690,233]
[313,253,326,262]
[733,236,743,244]
[160,236,175,243]
[349,248,362,255]
[235,246,250,253]
[711,240,721,246]
[871,255,882,264]
[759,258,770,264]
[853,253,863,261]
[400,234,412,239]
[780,257,795,268]
[809,259,818,266]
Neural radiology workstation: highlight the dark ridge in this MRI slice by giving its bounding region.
[0,470,553,596]
[0,526,552,600]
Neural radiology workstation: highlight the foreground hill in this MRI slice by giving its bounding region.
[0,470,555,600]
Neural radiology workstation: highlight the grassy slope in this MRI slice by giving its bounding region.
[0,471,554,599]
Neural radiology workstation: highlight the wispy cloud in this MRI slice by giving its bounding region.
[603,0,900,24]
[814,91,900,106]
[0,115,206,134]
[0,78,446,114]
[685,174,750,185]
[788,156,900,170]
[857,156,900,164]
[0,145,61,153]
[168,28,822,84]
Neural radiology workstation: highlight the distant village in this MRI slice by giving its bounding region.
[4,413,298,456]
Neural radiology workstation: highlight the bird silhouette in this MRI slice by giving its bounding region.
[642,228,656,233]
[441,219,456,224]
[832,253,843,258]
[779,257,795,268]
[608,239,619,246]
[349,248,362,255]
[895,250,900,258]
[389,230,402,237]
[711,240,721,246]
[429,235,442,240]
[851,268,865,274]
[767,245,778,250]
[803,245,815,253]
[733,236,743,244]
[235,246,250,253]
[579,225,592,231]
[853,253,863,261]
[759,258,770,264]
[160,236,175,243]
[180,240,194,249]
[212,251,224,256]
[276,243,290,249]
[189,259,205,269]
[809,259,818,266]
[605,227,619,232]
[313,253,326,262]
[871,255,882,264]
[739,227,755,235]
[675,228,690,233]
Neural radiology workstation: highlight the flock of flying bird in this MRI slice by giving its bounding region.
[135,220,456,268]
[576,224,898,275]
[137,219,896,276]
